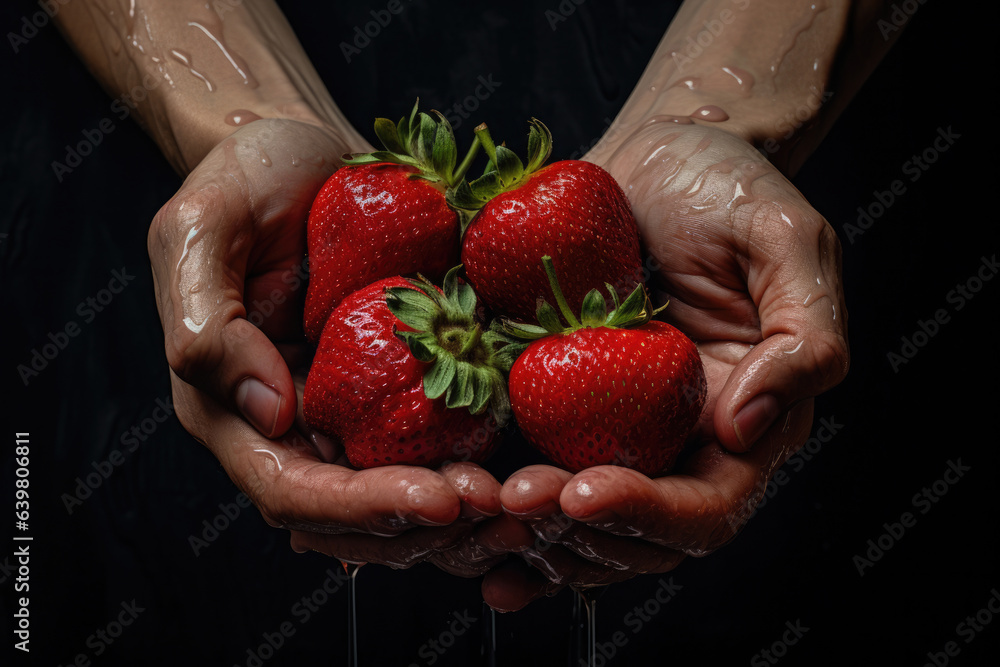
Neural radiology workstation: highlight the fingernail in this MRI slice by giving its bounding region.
[237,378,282,437]
[733,394,781,449]
[461,504,496,521]
[569,508,619,525]
[409,513,451,527]
[308,429,338,463]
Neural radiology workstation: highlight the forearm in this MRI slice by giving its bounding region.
[54,0,367,174]
[596,0,908,175]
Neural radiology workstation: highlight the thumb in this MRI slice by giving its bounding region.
[149,187,297,438]
[715,207,849,451]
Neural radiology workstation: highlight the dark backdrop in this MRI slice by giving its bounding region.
[2,1,996,666]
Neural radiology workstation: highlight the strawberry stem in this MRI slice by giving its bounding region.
[453,136,482,186]
[541,256,581,329]
[474,123,498,167]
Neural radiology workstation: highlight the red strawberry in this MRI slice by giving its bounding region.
[303,267,513,469]
[504,257,706,476]
[450,120,643,322]
[303,101,480,342]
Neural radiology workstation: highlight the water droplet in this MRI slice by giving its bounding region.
[224,109,262,126]
[690,105,730,122]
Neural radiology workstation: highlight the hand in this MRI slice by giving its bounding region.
[481,120,848,610]
[148,118,502,567]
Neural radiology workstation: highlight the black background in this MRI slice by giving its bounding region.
[2,1,996,665]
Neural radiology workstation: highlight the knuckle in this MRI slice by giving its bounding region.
[255,486,289,529]
[163,323,221,383]
[810,328,851,389]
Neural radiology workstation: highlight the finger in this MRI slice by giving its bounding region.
[468,512,540,556]
[182,384,463,534]
[291,374,343,464]
[149,186,296,438]
[482,559,560,612]
[289,521,475,570]
[520,540,655,589]
[427,550,507,578]
[559,402,812,554]
[438,462,503,519]
[529,519,685,574]
[499,465,575,519]
[417,514,534,579]
[718,197,849,451]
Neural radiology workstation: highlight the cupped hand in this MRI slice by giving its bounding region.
[482,120,849,610]
[148,118,503,567]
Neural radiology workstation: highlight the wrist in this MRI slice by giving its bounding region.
[161,94,368,173]
[588,0,858,174]
[56,0,369,174]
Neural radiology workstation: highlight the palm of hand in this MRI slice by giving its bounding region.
[148,120,507,573]
[479,123,848,609]
[596,121,846,449]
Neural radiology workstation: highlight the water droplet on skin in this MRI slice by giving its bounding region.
[253,448,283,472]
[784,340,805,354]
[691,105,730,122]
[720,66,755,96]
[225,109,262,126]
[171,48,214,91]
[187,20,258,88]
[670,77,700,91]
[768,2,826,81]
[643,114,694,128]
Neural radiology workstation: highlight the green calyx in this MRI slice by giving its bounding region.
[446,118,553,216]
[502,256,664,343]
[385,266,516,425]
[341,99,481,189]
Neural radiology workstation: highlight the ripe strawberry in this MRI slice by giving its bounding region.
[303,101,480,342]
[504,257,706,476]
[450,120,643,322]
[303,267,513,469]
